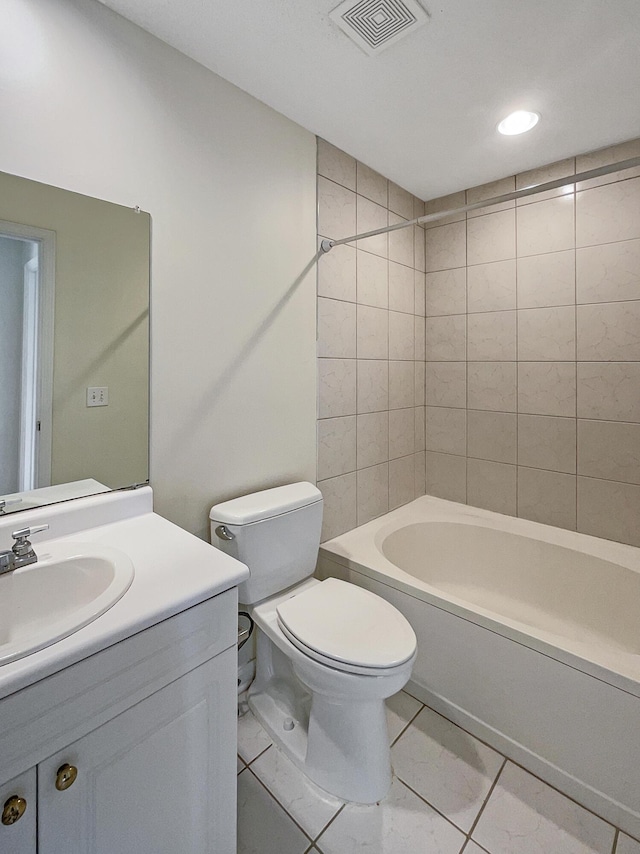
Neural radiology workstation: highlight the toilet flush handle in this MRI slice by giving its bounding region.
[215,525,235,542]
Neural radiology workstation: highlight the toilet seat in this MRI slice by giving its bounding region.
[276,578,416,676]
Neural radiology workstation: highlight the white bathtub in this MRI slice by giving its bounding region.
[318,495,640,837]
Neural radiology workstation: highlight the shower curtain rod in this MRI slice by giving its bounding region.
[319,155,640,253]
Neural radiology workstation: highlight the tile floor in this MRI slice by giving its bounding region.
[237,690,640,854]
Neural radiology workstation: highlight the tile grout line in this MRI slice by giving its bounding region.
[465,756,507,843]
[393,774,472,838]
[311,802,346,847]
[244,762,315,847]
[389,701,426,748]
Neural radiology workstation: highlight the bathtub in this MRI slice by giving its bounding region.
[318,495,640,838]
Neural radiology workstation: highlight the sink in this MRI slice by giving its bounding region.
[0,542,135,666]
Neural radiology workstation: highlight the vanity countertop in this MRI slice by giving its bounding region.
[0,486,248,701]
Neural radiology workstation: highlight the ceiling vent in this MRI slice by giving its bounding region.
[330,0,429,56]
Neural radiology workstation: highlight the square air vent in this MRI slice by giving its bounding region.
[330,0,429,55]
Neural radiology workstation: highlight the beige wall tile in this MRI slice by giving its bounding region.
[468,311,516,361]
[317,297,356,358]
[414,226,426,273]
[415,450,426,496]
[414,196,426,220]
[389,360,415,409]
[318,242,356,302]
[389,182,414,219]
[389,311,415,360]
[356,194,388,257]
[517,250,575,309]
[426,267,467,316]
[356,250,388,308]
[318,472,357,542]
[467,362,517,412]
[357,359,388,413]
[426,452,466,502]
[389,407,415,459]
[467,410,517,464]
[517,362,576,417]
[414,271,426,316]
[577,362,640,421]
[467,459,516,515]
[467,259,516,313]
[576,138,640,190]
[318,176,356,239]
[426,362,466,408]
[518,467,576,531]
[426,406,466,456]
[415,360,426,406]
[317,139,356,190]
[317,416,356,480]
[617,835,640,854]
[578,476,640,547]
[357,463,389,526]
[415,407,426,452]
[356,162,388,206]
[576,177,640,247]
[467,176,515,218]
[414,316,426,360]
[425,221,466,271]
[516,195,575,257]
[577,301,640,360]
[318,358,356,418]
[389,261,415,313]
[357,411,389,469]
[516,158,575,205]
[467,209,516,265]
[423,191,466,229]
[389,212,414,267]
[577,239,640,303]
[577,419,640,484]
[357,304,388,359]
[517,306,576,361]
[389,455,416,510]
[518,415,576,474]
[426,314,466,360]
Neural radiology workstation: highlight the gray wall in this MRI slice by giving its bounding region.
[0,0,318,537]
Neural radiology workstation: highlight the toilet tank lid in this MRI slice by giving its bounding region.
[209,482,322,526]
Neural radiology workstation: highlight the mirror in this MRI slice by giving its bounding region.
[0,170,149,515]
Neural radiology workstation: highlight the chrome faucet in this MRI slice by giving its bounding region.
[0,525,49,575]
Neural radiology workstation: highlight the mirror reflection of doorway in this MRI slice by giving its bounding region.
[0,222,54,495]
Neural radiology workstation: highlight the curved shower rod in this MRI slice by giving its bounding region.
[319,155,640,254]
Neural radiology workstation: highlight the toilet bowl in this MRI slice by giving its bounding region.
[210,483,416,803]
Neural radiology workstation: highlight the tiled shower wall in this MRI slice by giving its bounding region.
[316,139,427,542]
[423,137,640,547]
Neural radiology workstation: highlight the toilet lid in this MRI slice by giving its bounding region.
[276,578,416,670]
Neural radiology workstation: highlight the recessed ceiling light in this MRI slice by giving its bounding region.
[497,111,540,136]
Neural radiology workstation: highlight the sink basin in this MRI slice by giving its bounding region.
[0,542,135,665]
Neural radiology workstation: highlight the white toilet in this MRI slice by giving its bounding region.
[210,482,416,804]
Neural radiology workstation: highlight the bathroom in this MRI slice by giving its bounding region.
[0,0,639,852]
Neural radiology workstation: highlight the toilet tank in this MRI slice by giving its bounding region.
[209,483,323,605]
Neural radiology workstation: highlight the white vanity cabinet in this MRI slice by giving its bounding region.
[0,591,238,854]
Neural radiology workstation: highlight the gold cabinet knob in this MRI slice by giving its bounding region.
[2,796,27,825]
[55,764,78,791]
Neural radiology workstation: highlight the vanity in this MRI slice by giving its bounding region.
[0,487,248,854]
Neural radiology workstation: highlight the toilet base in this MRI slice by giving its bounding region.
[248,627,396,804]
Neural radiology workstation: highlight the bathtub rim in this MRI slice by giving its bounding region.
[319,495,640,699]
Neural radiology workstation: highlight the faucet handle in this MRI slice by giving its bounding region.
[11,524,49,541]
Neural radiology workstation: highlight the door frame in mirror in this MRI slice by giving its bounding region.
[0,219,56,491]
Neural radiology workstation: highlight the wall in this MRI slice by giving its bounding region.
[423,137,640,547]
[0,0,317,537]
[316,140,427,542]
[0,236,27,491]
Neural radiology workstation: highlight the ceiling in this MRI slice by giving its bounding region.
[96,0,640,200]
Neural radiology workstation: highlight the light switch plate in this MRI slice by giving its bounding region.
[87,387,109,407]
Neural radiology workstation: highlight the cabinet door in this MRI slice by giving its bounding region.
[38,648,237,854]
[0,768,36,854]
